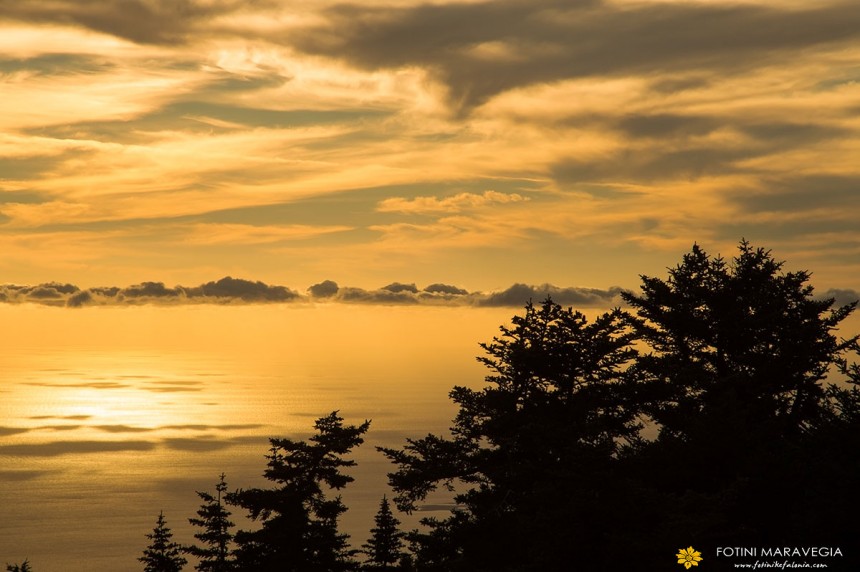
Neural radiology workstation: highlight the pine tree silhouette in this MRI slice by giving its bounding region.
[140,511,187,572]
[5,560,32,572]
[362,496,405,570]
[185,473,235,571]
[227,411,370,572]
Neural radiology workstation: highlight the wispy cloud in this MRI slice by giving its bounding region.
[0,0,857,293]
[184,223,353,245]
[284,0,860,113]
[0,0,236,45]
[377,190,529,214]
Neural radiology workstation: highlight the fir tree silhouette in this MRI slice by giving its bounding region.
[140,511,187,572]
[227,411,370,572]
[5,560,32,572]
[185,473,235,571]
[361,496,405,571]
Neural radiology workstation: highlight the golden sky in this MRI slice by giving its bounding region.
[1,0,859,298]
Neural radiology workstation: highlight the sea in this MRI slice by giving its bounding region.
[0,303,514,571]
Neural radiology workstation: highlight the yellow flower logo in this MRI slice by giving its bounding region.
[677,546,703,569]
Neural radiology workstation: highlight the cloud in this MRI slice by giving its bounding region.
[0,424,86,436]
[336,286,421,305]
[95,425,155,434]
[38,425,84,432]
[121,281,182,298]
[22,286,66,299]
[1,0,858,299]
[46,277,300,306]
[162,434,267,452]
[286,0,860,113]
[311,281,625,307]
[0,277,853,310]
[0,277,298,306]
[0,282,83,305]
[0,440,156,457]
[731,175,860,214]
[20,422,267,434]
[184,223,353,246]
[185,276,300,302]
[382,282,419,293]
[378,191,529,214]
[0,469,56,482]
[160,423,265,431]
[476,283,627,307]
[817,288,860,308]
[0,0,233,45]
[0,426,31,437]
[29,415,93,421]
[424,283,469,296]
[66,290,93,307]
[0,432,266,457]
[142,380,204,393]
[24,380,130,389]
[308,279,339,298]
[310,282,475,305]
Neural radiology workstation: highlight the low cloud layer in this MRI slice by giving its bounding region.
[1,0,858,297]
[0,277,628,308]
[817,288,860,308]
[4,277,855,310]
[1,276,300,307]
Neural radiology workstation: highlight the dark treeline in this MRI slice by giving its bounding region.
[7,241,860,571]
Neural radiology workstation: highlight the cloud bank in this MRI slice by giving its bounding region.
[1,0,858,296]
[0,277,628,308]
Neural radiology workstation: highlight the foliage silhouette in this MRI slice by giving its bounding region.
[380,301,640,570]
[185,473,235,571]
[619,241,860,557]
[226,411,370,572]
[120,240,857,571]
[140,512,187,572]
[361,496,406,571]
[381,240,860,570]
[5,561,32,572]
[622,240,856,438]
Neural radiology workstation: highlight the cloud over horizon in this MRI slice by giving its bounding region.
[0,277,631,308]
[0,0,857,293]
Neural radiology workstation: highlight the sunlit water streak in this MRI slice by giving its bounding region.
[0,303,513,572]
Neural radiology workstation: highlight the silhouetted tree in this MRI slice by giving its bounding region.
[361,496,405,570]
[380,241,860,569]
[140,512,187,572]
[381,301,640,571]
[623,240,857,439]
[185,473,235,571]
[5,560,32,572]
[619,240,860,557]
[227,411,370,572]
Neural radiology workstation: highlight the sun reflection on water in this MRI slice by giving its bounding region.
[0,304,508,572]
[2,351,251,446]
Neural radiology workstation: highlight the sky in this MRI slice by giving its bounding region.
[1,0,859,299]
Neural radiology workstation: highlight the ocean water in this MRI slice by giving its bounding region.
[5,302,856,571]
[0,303,513,571]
